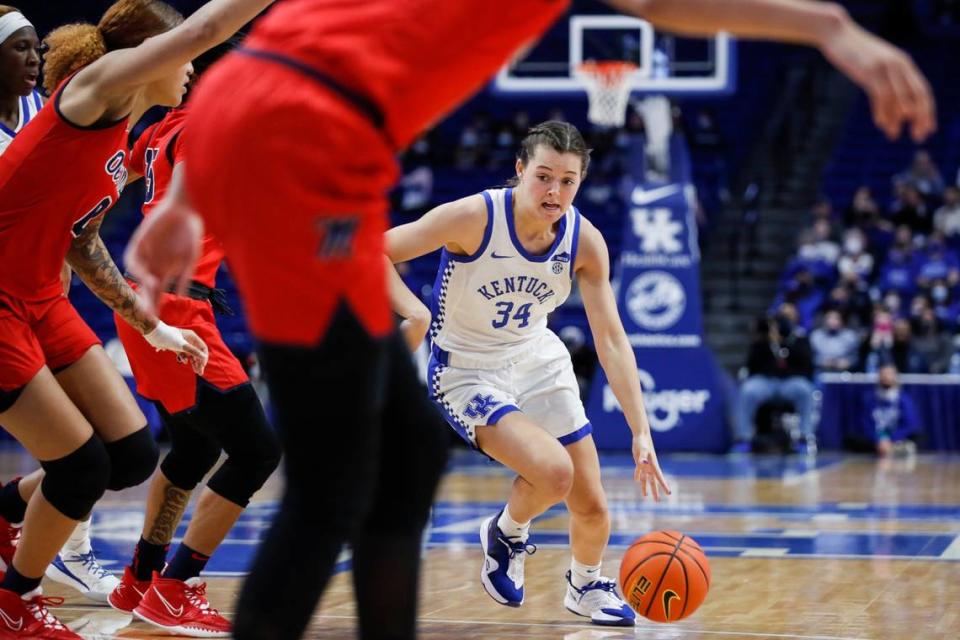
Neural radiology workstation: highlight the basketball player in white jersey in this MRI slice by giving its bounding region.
[0,7,123,603]
[387,121,668,626]
[0,6,40,155]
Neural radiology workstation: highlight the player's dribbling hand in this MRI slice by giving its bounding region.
[125,200,203,316]
[821,19,936,142]
[632,431,671,502]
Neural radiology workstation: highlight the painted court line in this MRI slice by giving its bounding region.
[313,614,875,640]
[940,535,960,559]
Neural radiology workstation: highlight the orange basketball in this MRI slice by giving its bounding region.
[618,530,710,623]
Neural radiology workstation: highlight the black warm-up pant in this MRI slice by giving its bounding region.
[233,307,449,640]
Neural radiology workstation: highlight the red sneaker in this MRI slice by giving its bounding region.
[0,587,81,639]
[0,517,20,581]
[133,573,231,638]
[107,565,151,613]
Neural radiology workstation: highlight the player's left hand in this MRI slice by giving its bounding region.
[632,431,671,502]
[125,199,203,315]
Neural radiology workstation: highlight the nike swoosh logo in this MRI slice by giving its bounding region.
[0,609,22,631]
[662,589,680,620]
[491,253,513,259]
[631,184,680,206]
[154,589,184,618]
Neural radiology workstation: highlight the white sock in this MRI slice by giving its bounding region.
[570,558,601,589]
[496,507,530,541]
[63,516,92,552]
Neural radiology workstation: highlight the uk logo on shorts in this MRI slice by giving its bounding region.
[625,271,686,331]
[463,393,498,419]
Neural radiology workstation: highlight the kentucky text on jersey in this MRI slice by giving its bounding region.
[476,275,556,304]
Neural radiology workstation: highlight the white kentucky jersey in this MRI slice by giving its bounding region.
[0,89,43,156]
[429,187,581,368]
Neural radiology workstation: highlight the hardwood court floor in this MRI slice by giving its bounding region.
[2,447,957,640]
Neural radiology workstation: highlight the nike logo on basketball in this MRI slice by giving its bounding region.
[0,609,22,631]
[631,184,680,206]
[491,252,513,259]
[662,589,680,619]
[155,590,184,617]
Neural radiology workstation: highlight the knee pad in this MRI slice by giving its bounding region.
[40,435,111,520]
[207,396,281,507]
[159,420,222,491]
[104,426,159,491]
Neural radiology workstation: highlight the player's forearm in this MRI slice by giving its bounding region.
[608,0,848,49]
[596,331,653,437]
[67,232,158,335]
[386,256,431,351]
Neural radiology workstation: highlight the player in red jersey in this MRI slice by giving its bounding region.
[105,42,280,638]
[127,1,935,638]
[0,0,271,637]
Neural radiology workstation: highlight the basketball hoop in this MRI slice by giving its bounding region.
[575,61,637,128]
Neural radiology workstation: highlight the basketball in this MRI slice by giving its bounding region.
[618,530,710,623]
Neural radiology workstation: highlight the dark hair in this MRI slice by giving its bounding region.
[42,0,183,93]
[508,120,591,186]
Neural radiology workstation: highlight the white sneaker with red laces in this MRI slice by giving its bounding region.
[0,586,82,639]
[133,573,231,638]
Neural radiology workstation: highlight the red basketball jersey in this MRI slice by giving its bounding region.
[131,109,224,288]
[245,0,570,148]
[0,76,128,301]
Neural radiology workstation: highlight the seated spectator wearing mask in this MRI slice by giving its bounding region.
[810,309,860,373]
[733,304,816,454]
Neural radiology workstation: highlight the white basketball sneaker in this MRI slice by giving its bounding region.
[563,570,636,626]
[45,517,119,602]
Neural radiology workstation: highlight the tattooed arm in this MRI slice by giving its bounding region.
[67,214,157,334]
[67,215,209,373]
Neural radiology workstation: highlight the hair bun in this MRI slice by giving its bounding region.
[41,23,106,94]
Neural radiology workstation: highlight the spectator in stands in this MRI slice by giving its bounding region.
[732,304,816,454]
[810,218,841,263]
[837,228,874,287]
[895,149,945,199]
[859,363,920,457]
[810,309,860,373]
[933,186,960,243]
[862,309,926,372]
[827,283,872,328]
[876,228,918,298]
[811,198,837,226]
[893,318,928,372]
[915,233,960,291]
[844,185,883,229]
[912,307,953,373]
[931,280,960,330]
[882,290,904,319]
[775,265,825,331]
[890,183,933,235]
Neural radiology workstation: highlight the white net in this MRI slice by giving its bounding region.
[575,62,637,128]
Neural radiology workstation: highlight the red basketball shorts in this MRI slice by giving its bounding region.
[185,52,399,346]
[0,292,101,394]
[114,292,249,414]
